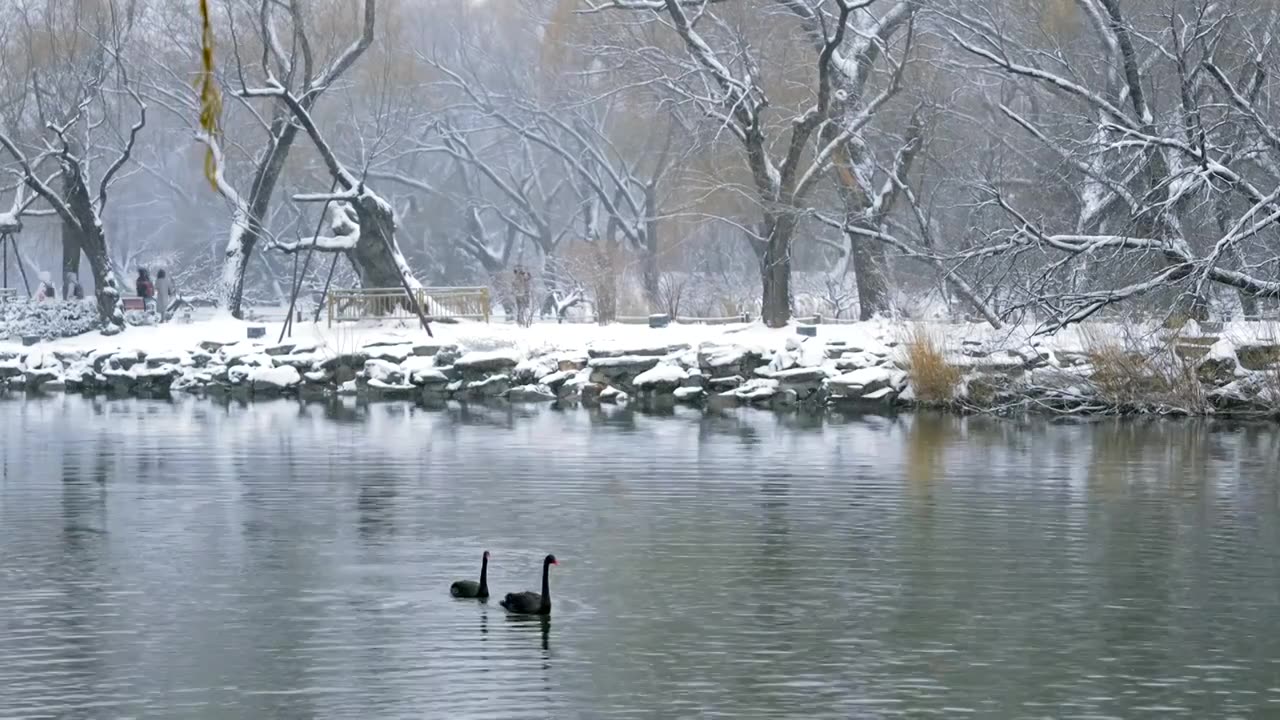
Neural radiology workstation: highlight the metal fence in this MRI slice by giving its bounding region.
[327,287,490,327]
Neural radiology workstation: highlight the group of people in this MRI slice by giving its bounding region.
[135,268,177,321]
[33,272,84,302]
[32,268,177,321]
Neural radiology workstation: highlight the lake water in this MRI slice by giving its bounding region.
[2,396,1280,718]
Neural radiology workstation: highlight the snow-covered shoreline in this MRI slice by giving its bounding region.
[2,317,1279,418]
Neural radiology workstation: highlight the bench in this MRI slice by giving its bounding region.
[122,297,146,311]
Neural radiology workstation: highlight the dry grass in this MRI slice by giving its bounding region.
[1078,323,1208,414]
[902,325,962,404]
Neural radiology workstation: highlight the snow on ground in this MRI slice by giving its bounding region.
[3,311,1278,362]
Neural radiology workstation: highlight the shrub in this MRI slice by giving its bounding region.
[903,325,961,404]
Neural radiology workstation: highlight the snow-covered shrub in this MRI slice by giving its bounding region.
[0,299,100,339]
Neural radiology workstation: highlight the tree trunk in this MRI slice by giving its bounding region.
[759,215,795,328]
[844,219,892,320]
[220,118,301,318]
[63,168,122,326]
[347,194,419,292]
[642,183,661,312]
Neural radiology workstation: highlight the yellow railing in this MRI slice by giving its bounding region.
[327,286,490,327]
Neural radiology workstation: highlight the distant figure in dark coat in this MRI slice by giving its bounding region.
[136,268,155,313]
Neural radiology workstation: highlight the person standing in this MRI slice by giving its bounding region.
[34,271,57,302]
[136,268,155,313]
[155,269,174,322]
[513,265,532,327]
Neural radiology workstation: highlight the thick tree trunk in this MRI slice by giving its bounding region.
[348,194,420,292]
[759,215,795,328]
[844,219,892,320]
[63,169,122,326]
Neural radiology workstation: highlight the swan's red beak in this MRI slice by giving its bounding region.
[552,560,560,565]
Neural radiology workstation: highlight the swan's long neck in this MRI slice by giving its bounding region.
[540,560,552,610]
[479,556,489,593]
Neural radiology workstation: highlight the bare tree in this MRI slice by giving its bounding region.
[0,0,146,327]
[587,0,916,326]
[195,0,376,318]
[937,0,1280,330]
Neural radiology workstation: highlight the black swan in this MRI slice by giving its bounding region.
[450,551,490,599]
[500,554,558,615]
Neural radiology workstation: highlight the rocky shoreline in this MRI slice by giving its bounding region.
[2,330,1279,418]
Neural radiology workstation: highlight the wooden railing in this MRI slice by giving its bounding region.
[327,286,490,327]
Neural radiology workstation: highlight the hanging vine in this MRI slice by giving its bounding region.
[197,0,223,190]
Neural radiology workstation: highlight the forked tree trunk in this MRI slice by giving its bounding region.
[63,168,123,326]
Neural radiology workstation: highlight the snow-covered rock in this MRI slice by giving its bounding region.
[507,384,557,403]
[1197,338,1239,385]
[513,356,558,384]
[827,367,904,398]
[599,386,628,404]
[633,363,688,392]
[462,374,510,398]
[362,359,405,385]
[587,342,690,359]
[673,386,705,403]
[455,349,520,374]
[588,355,662,385]
[365,344,415,363]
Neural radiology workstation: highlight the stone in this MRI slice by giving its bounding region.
[588,355,662,386]
[1197,339,1239,386]
[540,370,572,392]
[734,378,780,403]
[828,367,899,397]
[599,386,628,404]
[673,386,705,403]
[434,344,462,367]
[366,378,417,398]
[633,363,688,393]
[274,352,321,370]
[320,352,369,374]
[146,351,190,369]
[507,384,558,403]
[454,349,520,374]
[513,356,559,385]
[462,374,510,398]
[1236,343,1280,371]
[363,359,405,386]
[265,342,297,356]
[557,353,589,372]
[649,314,670,328]
[247,326,266,339]
[579,382,604,404]
[365,344,415,363]
[588,342,690,359]
[709,375,744,391]
[796,325,817,337]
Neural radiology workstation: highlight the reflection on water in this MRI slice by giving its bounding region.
[3,396,1280,717]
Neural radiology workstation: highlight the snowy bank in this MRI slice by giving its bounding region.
[2,317,1280,417]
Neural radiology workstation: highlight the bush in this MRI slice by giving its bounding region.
[0,299,100,340]
[903,325,961,404]
[1079,323,1208,413]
